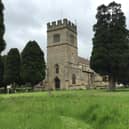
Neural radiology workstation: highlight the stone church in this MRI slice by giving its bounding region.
[46,18,103,90]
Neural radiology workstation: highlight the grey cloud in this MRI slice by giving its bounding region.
[2,0,129,59]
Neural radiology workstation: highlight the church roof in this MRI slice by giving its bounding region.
[78,57,90,65]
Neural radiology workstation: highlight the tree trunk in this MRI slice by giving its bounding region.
[32,83,35,91]
[12,82,16,93]
[109,76,116,91]
[4,85,7,93]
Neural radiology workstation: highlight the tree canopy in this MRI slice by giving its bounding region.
[21,41,46,88]
[0,0,6,88]
[0,0,5,54]
[0,56,4,87]
[90,1,129,89]
[4,48,21,85]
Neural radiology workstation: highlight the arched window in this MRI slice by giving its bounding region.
[55,64,59,74]
[55,77,60,89]
[72,74,76,84]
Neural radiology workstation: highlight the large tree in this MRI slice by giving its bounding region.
[0,55,7,92]
[4,48,21,89]
[90,1,129,90]
[21,41,46,89]
[0,0,6,89]
[0,56,4,87]
[0,0,5,54]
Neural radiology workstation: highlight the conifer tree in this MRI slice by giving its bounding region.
[21,41,46,89]
[0,0,6,89]
[0,56,4,87]
[4,48,21,89]
[90,1,129,90]
[0,0,5,54]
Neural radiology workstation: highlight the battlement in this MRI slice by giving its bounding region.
[47,18,77,33]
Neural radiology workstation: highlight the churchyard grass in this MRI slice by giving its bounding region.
[0,89,129,129]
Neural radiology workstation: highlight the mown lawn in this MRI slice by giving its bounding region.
[0,89,129,129]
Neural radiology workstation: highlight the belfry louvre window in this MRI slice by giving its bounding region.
[53,34,60,43]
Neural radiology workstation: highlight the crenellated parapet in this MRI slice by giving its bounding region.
[47,18,77,33]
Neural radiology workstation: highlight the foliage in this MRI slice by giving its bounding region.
[4,48,21,85]
[0,0,6,88]
[0,55,7,87]
[90,1,129,89]
[21,41,46,87]
[0,0,6,54]
[0,56,4,86]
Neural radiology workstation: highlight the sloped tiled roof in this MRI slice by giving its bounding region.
[78,56,90,65]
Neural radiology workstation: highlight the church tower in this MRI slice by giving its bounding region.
[47,18,78,89]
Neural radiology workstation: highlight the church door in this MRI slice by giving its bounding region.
[55,77,60,89]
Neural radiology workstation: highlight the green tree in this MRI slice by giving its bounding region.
[0,55,7,92]
[90,1,129,90]
[4,48,21,91]
[0,0,6,90]
[21,41,46,89]
[0,56,4,87]
[0,0,5,54]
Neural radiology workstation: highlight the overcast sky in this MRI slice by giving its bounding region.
[2,0,129,59]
